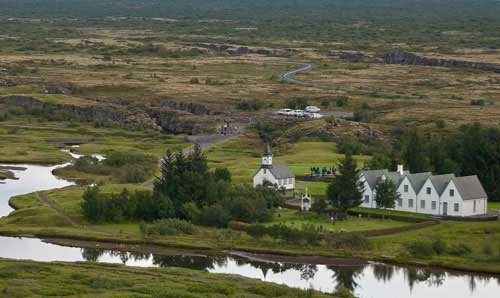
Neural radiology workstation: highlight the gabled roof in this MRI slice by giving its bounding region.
[453,175,488,200]
[385,171,408,188]
[407,172,432,193]
[269,162,294,179]
[361,169,388,190]
[430,174,456,196]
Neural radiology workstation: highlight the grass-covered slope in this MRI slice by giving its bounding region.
[0,259,333,298]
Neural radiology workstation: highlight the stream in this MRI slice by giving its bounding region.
[0,150,499,297]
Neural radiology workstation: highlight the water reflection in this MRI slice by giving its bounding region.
[74,246,500,298]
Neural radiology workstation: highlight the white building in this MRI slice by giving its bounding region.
[253,144,295,190]
[360,165,488,216]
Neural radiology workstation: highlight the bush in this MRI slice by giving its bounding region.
[447,243,472,256]
[140,219,195,236]
[482,242,494,256]
[470,99,485,106]
[287,97,308,110]
[335,96,349,107]
[432,238,447,255]
[236,100,265,111]
[327,233,370,250]
[196,204,232,228]
[405,240,435,257]
[245,224,322,245]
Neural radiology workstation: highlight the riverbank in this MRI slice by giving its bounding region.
[0,258,333,298]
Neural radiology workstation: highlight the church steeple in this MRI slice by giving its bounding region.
[261,143,273,168]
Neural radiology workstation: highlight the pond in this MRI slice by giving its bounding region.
[0,236,499,298]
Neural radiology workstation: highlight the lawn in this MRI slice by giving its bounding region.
[205,133,368,195]
[0,259,333,298]
[268,209,411,232]
[488,201,500,210]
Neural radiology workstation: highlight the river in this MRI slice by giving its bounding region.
[0,150,499,297]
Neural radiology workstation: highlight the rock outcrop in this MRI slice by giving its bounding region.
[382,51,500,73]
[195,43,293,57]
[329,51,369,62]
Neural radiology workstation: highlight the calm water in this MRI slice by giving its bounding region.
[0,236,499,298]
[0,151,499,297]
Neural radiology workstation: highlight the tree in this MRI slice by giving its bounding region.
[326,154,363,219]
[310,197,328,215]
[374,179,400,211]
[402,130,430,173]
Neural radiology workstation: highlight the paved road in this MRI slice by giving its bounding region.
[278,61,422,99]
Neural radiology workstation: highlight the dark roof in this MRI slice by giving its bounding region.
[430,174,455,196]
[453,175,488,200]
[263,143,273,156]
[270,162,294,179]
[407,172,432,193]
[361,169,388,189]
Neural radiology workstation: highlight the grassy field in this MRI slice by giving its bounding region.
[205,133,369,195]
[268,209,410,232]
[488,202,500,210]
[0,259,333,298]
[0,119,187,165]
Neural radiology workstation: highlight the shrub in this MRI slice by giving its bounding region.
[196,204,232,228]
[405,240,435,257]
[228,220,251,231]
[327,233,370,250]
[335,96,349,107]
[287,97,308,110]
[432,238,447,255]
[447,243,472,256]
[470,99,485,106]
[140,219,195,236]
[482,242,494,256]
[245,224,322,245]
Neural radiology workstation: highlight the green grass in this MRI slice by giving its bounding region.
[0,119,187,164]
[267,209,411,232]
[488,201,500,210]
[206,133,368,195]
[0,259,333,298]
[351,207,433,220]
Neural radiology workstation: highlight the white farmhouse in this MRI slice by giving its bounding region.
[253,144,295,190]
[360,165,488,216]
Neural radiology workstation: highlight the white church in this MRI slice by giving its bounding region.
[253,144,295,190]
[360,165,488,217]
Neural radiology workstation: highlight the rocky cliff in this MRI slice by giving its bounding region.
[382,51,500,73]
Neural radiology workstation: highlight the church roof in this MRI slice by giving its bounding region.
[263,143,273,156]
[269,162,294,179]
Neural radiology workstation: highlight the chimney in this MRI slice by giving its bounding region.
[397,165,404,176]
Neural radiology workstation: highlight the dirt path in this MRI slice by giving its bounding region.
[37,191,81,226]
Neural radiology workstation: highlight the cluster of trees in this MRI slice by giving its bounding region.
[369,123,500,201]
[81,146,284,226]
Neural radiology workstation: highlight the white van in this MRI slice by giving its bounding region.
[305,106,321,113]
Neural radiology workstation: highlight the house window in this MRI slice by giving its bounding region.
[454,203,459,212]
[284,178,288,185]
[420,200,425,209]
[426,187,431,195]
[364,195,369,203]
[449,189,455,197]
[473,200,477,213]
[404,185,409,193]
[431,201,437,210]
[397,198,403,207]
[409,199,414,208]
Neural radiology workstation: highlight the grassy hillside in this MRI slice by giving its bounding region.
[0,259,333,298]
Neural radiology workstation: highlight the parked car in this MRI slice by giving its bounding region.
[277,108,293,115]
[305,106,321,113]
[293,110,305,117]
[305,112,323,119]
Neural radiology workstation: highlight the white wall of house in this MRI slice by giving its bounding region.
[415,179,440,215]
[396,176,418,213]
[253,168,295,190]
[360,176,374,208]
